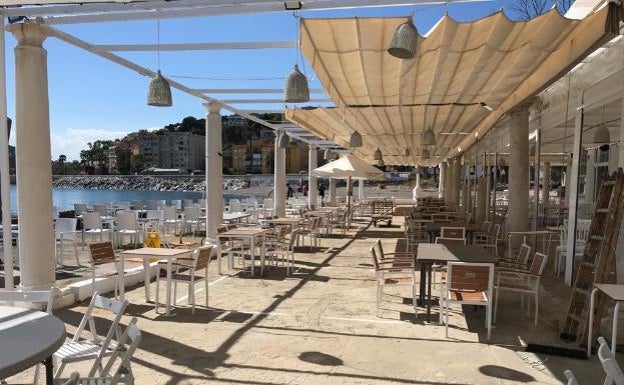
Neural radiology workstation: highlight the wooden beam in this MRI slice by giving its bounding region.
[93,41,297,52]
[195,88,325,94]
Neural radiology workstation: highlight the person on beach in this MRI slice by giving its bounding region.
[287,184,294,198]
[319,184,326,206]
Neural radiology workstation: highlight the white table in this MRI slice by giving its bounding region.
[217,227,268,276]
[0,306,66,385]
[118,247,193,316]
[588,284,624,358]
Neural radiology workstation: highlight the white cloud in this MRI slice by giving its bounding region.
[50,128,135,161]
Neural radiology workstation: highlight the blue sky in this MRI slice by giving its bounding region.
[5,0,520,160]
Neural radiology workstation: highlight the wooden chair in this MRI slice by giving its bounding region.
[493,252,548,325]
[374,239,413,263]
[498,243,532,268]
[87,242,120,297]
[481,223,501,257]
[82,212,112,245]
[435,237,466,245]
[472,221,492,244]
[597,336,624,385]
[53,293,129,379]
[155,245,213,314]
[440,262,494,340]
[440,226,466,239]
[55,218,80,267]
[369,246,416,317]
[265,231,297,275]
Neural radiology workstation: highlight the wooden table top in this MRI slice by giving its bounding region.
[219,227,269,236]
[267,217,302,224]
[594,284,624,301]
[416,243,496,264]
[120,247,193,257]
[425,222,480,232]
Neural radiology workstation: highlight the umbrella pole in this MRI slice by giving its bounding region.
[347,176,352,229]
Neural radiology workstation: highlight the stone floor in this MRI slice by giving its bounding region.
[4,215,612,385]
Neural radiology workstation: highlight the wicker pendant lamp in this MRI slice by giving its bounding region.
[147,19,172,107]
[284,64,310,103]
[388,17,418,59]
[277,132,289,148]
[422,148,430,160]
[403,147,411,156]
[349,131,363,147]
[422,128,436,146]
[373,148,383,161]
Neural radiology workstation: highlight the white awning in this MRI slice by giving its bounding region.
[312,154,385,180]
[286,3,620,165]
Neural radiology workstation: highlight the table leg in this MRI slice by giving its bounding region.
[418,262,426,307]
[250,236,256,276]
[613,301,621,356]
[217,239,222,275]
[260,235,266,276]
[165,259,172,316]
[44,356,53,385]
[427,263,432,322]
[588,288,598,357]
[143,259,151,302]
[119,256,125,301]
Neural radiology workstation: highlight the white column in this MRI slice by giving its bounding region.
[542,162,551,204]
[357,179,364,201]
[565,95,584,285]
[0,17,13,289]
[508,103,531,240]
[307,145,318,209]
[329,178,337,205]
[204,102,223,245]
[8,23,54,289]
[564,156,572,207]
[452,158,461,209]
[274,133,286,217]
[413,166,421,201]
[438,163,445,199]
[476,176,487,224]
[584,150,595,203]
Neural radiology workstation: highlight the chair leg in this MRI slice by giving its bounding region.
[73,240,79,266]
[493,287,499,324]
[190,282,196,314]
[205,274,209,308]
[155,272,160,312]
[486,302,492,341]
[445,301,450,338]
[534,290,539,326]
[376,284,381,317]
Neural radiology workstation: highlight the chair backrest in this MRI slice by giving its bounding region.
[171,200,182,210]
[146,210,164,221]
[74,291,128,344]
[431,214,448,221]
[440,227,466,239]
[164,205,177,220]
[117,212,137,231]
[263,198,274,210]
[0,287,60,313]
[82,212,103,230]
[55,218,78,239]
[88,317,142,381]
[184,207,200,220]
[563,370,580,385]
[491,223,501,238]
[229,199,242,213]
[129,200,142,210]
[88,242,117,266]
[516,243,532,265]
[60,372,80,385]
[92,204,108,216]
[74,203,88,216]
[195,245,213,271]
[435,237,466,245]
[183,199,195,209]
[145,200,158,210]
[481,221,492,232]
[116,202,131,210]
[528,252,548,276]
[199,199,207,208]
[598,337,624,385]
[447,262,493,293]
[576,219,591,242]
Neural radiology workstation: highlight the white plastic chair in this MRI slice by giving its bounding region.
[0,287,61,385]
[263,198,274,217]
[145,200,159,210]
[55,218,80,266]
[92,204,108,217]
[53,293,129,379]
[440,262,494,340]
[183,199,195,209]
[74,204,88,217]
[145,210,164,231]
[183,207,201,236]
[170,200,182,210]
[130,200,143,210]
[115,212,140,247]
[155,245,213,314]
[115,202,131,211]
[163,206,182,234]
[83,212,112,245]
[598,336,624,385]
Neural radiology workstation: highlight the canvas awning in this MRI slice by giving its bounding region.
[312,154,385,180]
[286,2,621,165]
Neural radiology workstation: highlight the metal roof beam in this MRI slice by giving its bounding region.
[222,98,331,104]
[93,41,297,52]
[195,88,325,94]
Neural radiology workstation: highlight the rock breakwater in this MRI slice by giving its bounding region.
[52,176,250,192]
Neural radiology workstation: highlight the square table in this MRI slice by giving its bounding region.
[587,284,624,357]
[267,217,302,231]
[416,243,497,321]
[217,227,269,276]
[118,247,193,315]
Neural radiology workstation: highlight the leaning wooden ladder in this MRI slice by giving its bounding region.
[560,168,624,343]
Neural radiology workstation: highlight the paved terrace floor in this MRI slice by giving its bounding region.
[5,215,609,385]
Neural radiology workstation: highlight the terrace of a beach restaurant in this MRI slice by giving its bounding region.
[2,0,624,384]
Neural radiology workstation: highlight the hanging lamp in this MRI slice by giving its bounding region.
[277,132,289,148]
[349,131,363,147]
[421,128,436,146]
[373,148,383,161]
[403,147,411,156]
[284,64,310,103]
[388,17,418,59]
[147,19,172,107]
[422,148,430,160]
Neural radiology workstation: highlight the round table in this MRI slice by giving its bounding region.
[0,306,66,385]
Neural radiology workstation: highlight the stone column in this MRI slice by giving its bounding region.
[8,23,54,289]
[358,179,364,201]
[508,103,531,239]
[413,166,421,201]
[584,150,595,204]
[452,158,461,209]
[329,178,337,205]
[476,176,487,224]
[307,145,318,209]
[542,162,551,204]
[438,163,446,200]
[204,102,223,245]
[274,133,286,217]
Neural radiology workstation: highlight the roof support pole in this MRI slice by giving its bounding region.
[7,23,55,289]
[461,157,469,216]
[204,102,223,263]
[413,166,421,201]
[565,95,584,286]
[357,179,364,201]
[0,17,14,289]
[308,145,318,210]
[533,124,541,231]
[508,102,531,251]
[438,162,445,200]
[452,157,461,211]
[584,149,595,204]
[328,178,337,205]
[492,152,498,223]
[274,135,286,217]
[615,65,624,283]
